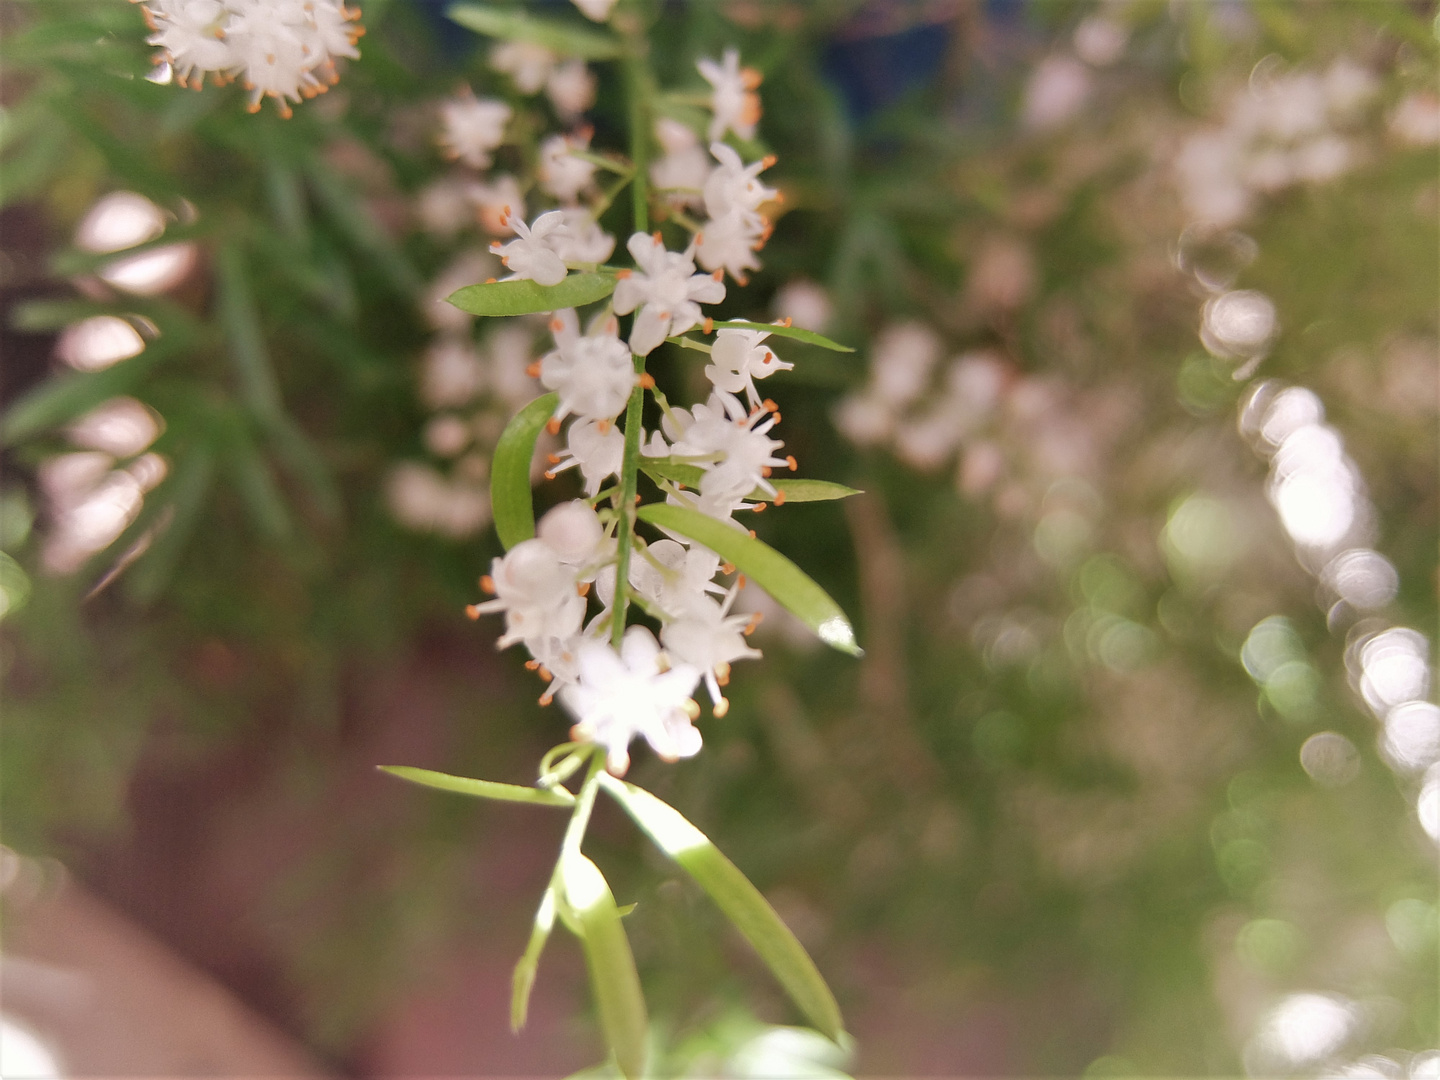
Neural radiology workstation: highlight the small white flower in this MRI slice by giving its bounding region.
[386,462,490,538]
[694,208,766,284]
[612,232,726,356]
[702,142,776,220]
[538,132,598,205]
[552,209,615,266]
[491,209,570,287]
[546,60,596,121]
[664,390,791,504]
[560,626,703,775]
[629,538,726,619]
[650,118,710,207]
[704,327,792,410]
[439,91,512,169]
[570,0,618,21]
[490,40,556,95]
[660,589,761,714]
[468,174,527,235]
[537,500,611,573]
[538,308,636,423]
[697,48,762,143]
[546,419,626,496]
[420,336,485,409]
[471,538,587,649]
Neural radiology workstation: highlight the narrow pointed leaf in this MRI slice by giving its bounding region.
[492,393,559,549]
[448,273,616,318]
[711,320,855,352]
[560,853,649,1080]
[598,776,845,1043]
[636,503,862,656]
[446,4,622,59]
[379,765,575,806]
[640,459,860,504]
[512,886,558,1031]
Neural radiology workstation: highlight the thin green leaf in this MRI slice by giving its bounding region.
[491,393,559,550]
[640,459,861,504]
[447,273,616,318]
[635,503,862,656]
[598,776,845,1043]
[304,158,421,296]
[226,431,293,542]
[512,886,558,1032]
[447,3,622,59]
[216,244,284,418]
[559,852,649,1080]
[126,446,215,604]
[379,765,576,806]
[711,320,855,352]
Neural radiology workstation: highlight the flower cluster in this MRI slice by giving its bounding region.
[133,0,363,116]
[1176,57,1380,228]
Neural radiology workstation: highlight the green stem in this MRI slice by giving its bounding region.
[609,360,646,647]
[560,752,607,859]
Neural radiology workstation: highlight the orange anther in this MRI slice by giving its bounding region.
[465,604,482,620]
[762,155,777,168]
[721,563,736,574]
[616,269,632,279]
[526,659,540,670]
[577,581,590,596]
[786,455,798,470]
[762,399,778,412]
[546,418,562,435]
[638,373,655,388]
[703,317,713,333]
[761,466,772,478]
[653,231,663,243]
[774,490,786,506]
[480,575,497,594]
[748,529,756,538]
[597,419,610,434]
[712,269,723,281]
[538,666,553,683]
[550,318,564,331]
[486,277,498,284]
[738,574,747,589]
[713,697,730,718]
[547,453,562,464]
[544,470,558,480]
[527,361,542,377]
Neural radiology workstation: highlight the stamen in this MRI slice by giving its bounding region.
[577,581,591,596]
[704,317,713,333]
[615,269,632,279]
[713,697,730,718]
[486,277,498,284]
[465,604,482,620]
[716,662,731,686]
[774,490,786,506]
[761,466,772,478]
[712,269,723,281]
[480,575,497,594]
[786,455,798,470]
[752,502,766,513]
[546,418,562,435]
[537,666,553,683]
[682,698,701,720]
[597,419,610,434]
[527,361,542,378]
[638,373,655,388]
[525,659,540,670]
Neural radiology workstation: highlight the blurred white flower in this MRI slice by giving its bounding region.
[698,48,762,143]
[438,91,511,169]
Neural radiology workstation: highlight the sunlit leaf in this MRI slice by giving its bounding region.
[447,4,622,59]
[635,503,862,656]
[640,458,861,503]
[598,776,845,1043]
[559,852,649,1079]
[379,765,575,806]
[447,273,617,318]
[512,886,558,1032]
[711,320,855,352]
[492,393,559,550]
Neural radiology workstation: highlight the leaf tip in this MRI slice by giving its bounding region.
[817,616,863,657]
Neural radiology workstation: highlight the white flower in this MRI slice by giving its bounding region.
[416,175,481,238]
[471,538,587,649]
[552,209,615,265]
[439,91,512,169]
[420,336,485,408]
[1021,54,1091,131]
[386,462,490,538]
[694,209,766,284]
[701,143,776,221]
[425,249,500,332]
[612,232,725,356]
[559,626,702,775]
[629,538,725,618]
[468,174,526,235]
[704,327,792,410]
[140,0,363,115]
[484,324,541,409]
[538,133,598,205]
[546,419,626,496]
[539,308,636,423]
[664,391,791,504]
[660,589,761,714]
[869,321,942,408]
[545,60,596,121]
[697,48,762,143]
[490,40,556,95]
[537,500,610,573]
[491,209,570,287]
[649,118,710,207]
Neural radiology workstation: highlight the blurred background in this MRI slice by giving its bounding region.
[1,0,1436,1075]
